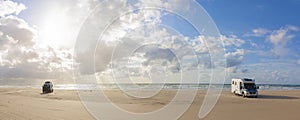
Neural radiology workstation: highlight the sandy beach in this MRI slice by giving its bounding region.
[0,88,299,120]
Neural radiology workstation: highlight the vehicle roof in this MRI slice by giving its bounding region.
[232,78,255,83]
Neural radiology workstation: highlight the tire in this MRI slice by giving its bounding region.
[242,93,246,98]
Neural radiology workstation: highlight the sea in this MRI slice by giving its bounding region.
[1,83,300,91]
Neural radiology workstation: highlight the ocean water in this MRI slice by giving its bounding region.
[1,83,299,91]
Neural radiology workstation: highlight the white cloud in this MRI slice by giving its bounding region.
[0,1,73,79]
[232,62,300,84]
[225,49,244,68]
[0,15,37,48]
[249,41,259,48]
[286,25,299,31]
[0,14,39,68]
[95,28,244,80]
[193,34,245,55]
[0,0,216,83]
[244,28,269,37]
[268,28,294,45]
[220,34,245,47]
[226,67,237,73]
[76,0,187,74]
[0,0,26,17]
[267,25,298,57]
[134,0,167,8]
[0,0,248,82]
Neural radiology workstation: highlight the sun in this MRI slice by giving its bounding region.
[38,5,78,49]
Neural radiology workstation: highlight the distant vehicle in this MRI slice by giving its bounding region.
[42,81,53,93]
[231,78,259,98]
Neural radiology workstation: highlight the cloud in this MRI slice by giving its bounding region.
[244,25,299,59]
[89,27,205,76]
[193,34,245,54]
[0,1,73,79]
[76,0,193,74]
[225,49,244,68]
[220,34,245,47]
[241,68,249,73]
[192,35,245,70]
[100,31,245,77]
[143,47,177,64]
[244,28,269,37]
[0,0,246,82]
[134,0,167,9]
[267,25,298,58]
[0,12,39,68]
[35,0,102,49]
[297,59,300,64]
[249,41,259,48]
[267,26,297,45]
[0,0,26,17]
[93,28,193,74]
[226,67,237,73]
[0,15,37,48]
[233,62,300,84]
[165,0,191,11]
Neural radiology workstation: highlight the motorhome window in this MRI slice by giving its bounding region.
[244,78,253,81]
[244,83,256,90]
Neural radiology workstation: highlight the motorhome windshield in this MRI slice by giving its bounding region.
[244,83,256,90]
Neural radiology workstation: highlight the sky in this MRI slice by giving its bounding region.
[197,0,300,84]
[0,0,300,84]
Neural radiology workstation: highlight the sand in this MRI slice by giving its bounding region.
[0,88,299,120]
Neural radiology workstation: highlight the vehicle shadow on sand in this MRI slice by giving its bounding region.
[40,92,52,95]
[257,95,298,99]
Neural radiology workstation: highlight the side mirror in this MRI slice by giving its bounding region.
[256,86,259,89]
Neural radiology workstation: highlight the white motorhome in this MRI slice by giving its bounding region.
[231,78,259,98]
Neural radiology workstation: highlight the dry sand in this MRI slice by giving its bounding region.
[0,88,299,120]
